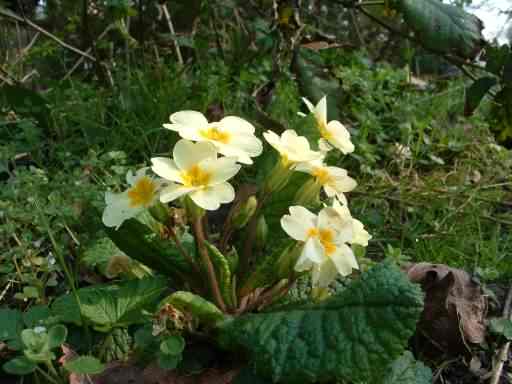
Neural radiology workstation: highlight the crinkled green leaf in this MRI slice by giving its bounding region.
[64,356,105,375]
[218,262,424,383]
[464,76,497,116]
[379,351,432,384]
[52,277,166,329]
[490,318,512,340]
[392,0,485,60]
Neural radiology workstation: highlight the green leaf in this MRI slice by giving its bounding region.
[392,0,485,60]
[47,325,67,349]
[160,291,225,326]
[106,218,193,282]
[0,308,23,343]
[218,262,424,383]
[490,318,512,340]
[64,356,105,375]
[23,305,52,328]
[464,76,497,116]
[21,329,48,353]
[52,277,167,329]
[503,52,512,86]
[158,352,181,370]
[160,335,186,356]
[2,356,37,375]
[0,84,50,131]
[379,351,432,384]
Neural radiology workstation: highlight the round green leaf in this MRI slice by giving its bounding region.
[157,352,181,370]
[2,356,37,375]
[47,325,67,349]
[160,335,185,356]
[64,356,105,375]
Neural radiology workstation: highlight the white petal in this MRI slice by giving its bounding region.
[330,244,358,276]
[281,206,317,241]
[176,126,204,141]
[302,97,315,113]
[326,120,354,154]
[201,157,241,184]
[160,184,196,203]
[294,244,314,272]
[263,130,282,151]
[102,193,140,229]
[312,260,338,287]
[318,138,333,153]
[318,207,353,243]
[215,134,263,164]
[189,184,234,210]
[170,110,208,128]
[336,193,348,206]
[351,219,371,246]
[315,96,327,124]
[327,167,357,193]
[126,167,150,185]
[302,237,325,264]
[162,123,180,132]
[151,157,182,183]
[173,140,217,170]
[220,116,256,134]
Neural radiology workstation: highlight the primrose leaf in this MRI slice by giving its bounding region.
[217,262,424,383]
[392,0,485,60]
[379,351,432,384]
[52,277,166,329]
[464,76,497,116]
[160,291,225,326]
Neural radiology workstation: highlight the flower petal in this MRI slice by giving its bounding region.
[351,219,371,246]
[170,110,208,127]
[318,207,353,243]
[281,206,317,241]
[326,120,354,154]
[302,97,315,113]
[173,140,217,170]
[315,96,327,124]
[102,192,140,229]
[263,130,281,151]
[220,116,256,134]
[160,184,196,203]
[330,243,358,276]
[189,184,234,210]
[151,157,182,183]
[200,157,241,184]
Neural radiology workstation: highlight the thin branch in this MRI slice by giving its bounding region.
[160,3,184,65]
[0,7,96,62]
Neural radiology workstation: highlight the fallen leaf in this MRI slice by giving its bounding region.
[406,263,488,355]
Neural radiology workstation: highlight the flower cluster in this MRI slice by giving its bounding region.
[102,97,370,289]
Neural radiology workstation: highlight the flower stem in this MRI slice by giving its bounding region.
[192,216,227,312]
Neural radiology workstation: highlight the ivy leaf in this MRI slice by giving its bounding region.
[464,76,497,116]
[379,351,432,384]
[217,262,423,383]
[52,277,167,329]
[392,0,485,60]
[64,356,105,375]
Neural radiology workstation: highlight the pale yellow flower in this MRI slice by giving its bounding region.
[163,111,262,164]
[263,129,322,167]
[301,96,354,154]
[332,198,372,247]
[102,168,162,229]
[296,159,357,200]
[151,140,240,211]
[280,205,358,287]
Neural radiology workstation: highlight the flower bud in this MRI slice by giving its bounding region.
[255,215,268,249]
[232,196,257,229]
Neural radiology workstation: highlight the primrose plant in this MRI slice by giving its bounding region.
[102,96,427,383]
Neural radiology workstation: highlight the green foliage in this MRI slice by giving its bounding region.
[489,318,512,340]
[218,263,424,383]
[63,356,105,375]
[52,277,167,330]
[391,0,485,59]
[2,356,37,375]
[465,77,497,116]
[0,308,23,346]
[379,351,432,384]
[160,291,225,326]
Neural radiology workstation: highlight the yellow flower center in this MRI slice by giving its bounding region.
[306,227,336,256]
[312,167,331,185]
[127,177,157,208]
[181,165,211,187]
[318,120,332,140]
[200,126,231,144]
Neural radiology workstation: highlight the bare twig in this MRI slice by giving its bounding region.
[0,7,96,62]
[489,284,512,384]
[160,3,184,65]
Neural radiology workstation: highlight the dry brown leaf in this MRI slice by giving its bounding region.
[406,263,488,355]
